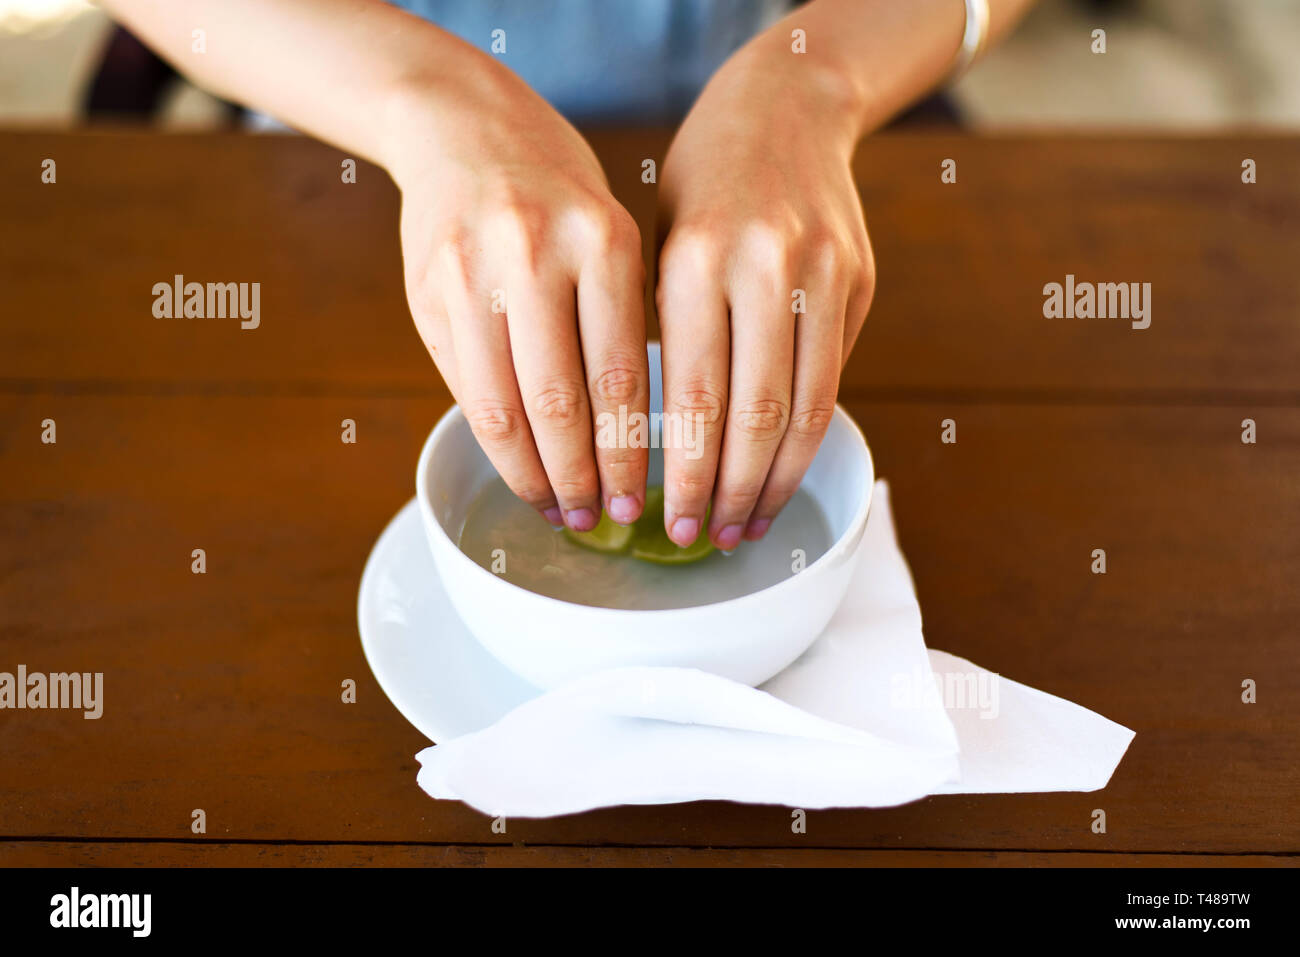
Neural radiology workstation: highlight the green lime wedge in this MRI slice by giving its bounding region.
[630,486,715,565]
[562,509,635,554]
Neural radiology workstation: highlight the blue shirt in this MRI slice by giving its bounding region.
[388,0,793,122]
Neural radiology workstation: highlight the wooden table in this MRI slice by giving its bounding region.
[0,130,1296,867]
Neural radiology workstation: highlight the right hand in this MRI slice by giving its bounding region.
[390,66,649,531]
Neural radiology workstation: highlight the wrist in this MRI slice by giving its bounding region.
[719,42,870,152]
[732,0,977,141]
[378,55,521,190]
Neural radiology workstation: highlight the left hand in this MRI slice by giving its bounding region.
[655,47,875,550]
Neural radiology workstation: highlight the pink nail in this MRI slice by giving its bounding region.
[542,506,563,528]
[714,524,744,550]
[743,517,772,541]
[669,517,700,546]
[565,507,597,532]
[607,494,640,525]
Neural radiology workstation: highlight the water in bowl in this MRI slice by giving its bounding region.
[457,478,833,610]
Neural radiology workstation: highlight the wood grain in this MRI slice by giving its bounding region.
[0,132,1295,397]
[1,394,1294,851]
[0,132,1296,865]
[0,842,1293,868]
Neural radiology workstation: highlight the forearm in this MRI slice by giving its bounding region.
[95,0,513,176]
[734,0,1037,142]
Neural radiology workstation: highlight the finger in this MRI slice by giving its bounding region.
[410,310,460,394]
[657,235,729,547]
[442,269,560,526]
[746,287,846,541]
[403,239,462,395]
[842,240,876,363]
[576,224,650,526]
[505,268,602,531]
[707,283,795,551]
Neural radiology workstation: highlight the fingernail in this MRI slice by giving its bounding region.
[669,516,700,547]
[542,506,563,528]
[714,523,744,550]
[565,507,597,532]
[743,517,772,541]
[607,494,640,525]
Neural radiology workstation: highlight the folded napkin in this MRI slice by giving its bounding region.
[416,481,1134,817]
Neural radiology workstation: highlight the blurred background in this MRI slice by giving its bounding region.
[1,0,1298,129]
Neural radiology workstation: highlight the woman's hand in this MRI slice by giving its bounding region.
[391,65,649,532]
[100,0,655,530]
[655,47,875,550]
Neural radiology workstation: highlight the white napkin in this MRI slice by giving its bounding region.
[416,481,1134,817]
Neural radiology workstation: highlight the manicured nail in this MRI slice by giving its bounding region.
[607,494,640,525]
[565,507,597,532]
[743,517,772,541]
[542,506,563,528]
[714,524,744,551]
[669,516,700,547]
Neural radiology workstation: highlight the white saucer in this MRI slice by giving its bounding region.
[357,499,538,742]
[359,498,1137,799]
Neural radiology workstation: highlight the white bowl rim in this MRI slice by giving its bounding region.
[416,403,874,619]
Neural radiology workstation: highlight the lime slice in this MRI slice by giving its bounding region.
[630,486,715,565]
[563,509,634,554]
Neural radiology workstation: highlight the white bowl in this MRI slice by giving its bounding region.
[416,343,874,690]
